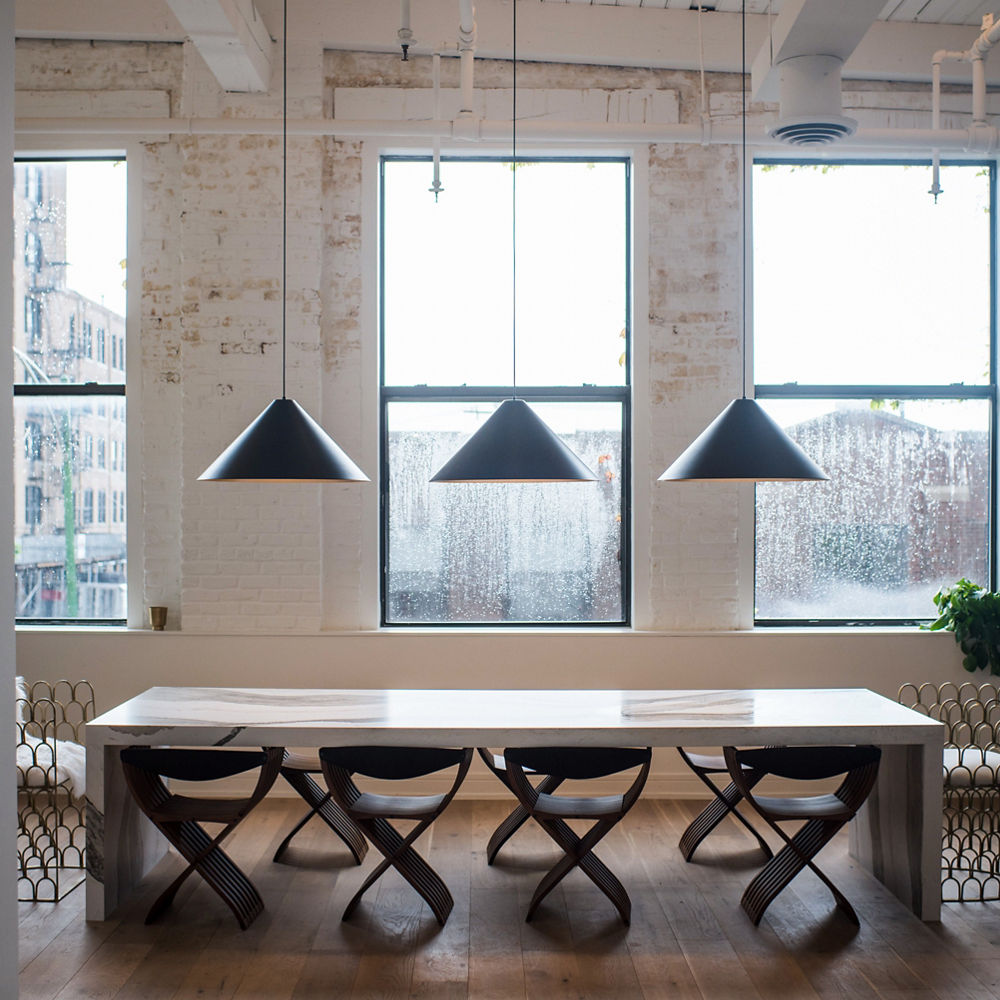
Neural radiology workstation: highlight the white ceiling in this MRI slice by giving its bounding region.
[541,0,998,27]
[14,0,1000,87]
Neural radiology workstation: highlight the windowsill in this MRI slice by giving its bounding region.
[13,623,938,638]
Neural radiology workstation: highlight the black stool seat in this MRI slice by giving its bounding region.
[724,744,882,926]
[503,746,651,924]
[119,746,283,930]
[350,791,448,818]
[319,745,473,926]
[533,793,625,818]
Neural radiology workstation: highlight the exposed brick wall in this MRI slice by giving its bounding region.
[13,41,857,633]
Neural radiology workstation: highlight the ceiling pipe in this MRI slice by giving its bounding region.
[398,0,414,60]
[930,14,1000,199]
[15,115,1000,152]
[457,0,476,119]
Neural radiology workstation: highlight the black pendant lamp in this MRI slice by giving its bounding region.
[199,0,368,483]
[429,1,596,484]
[658,1,826,484]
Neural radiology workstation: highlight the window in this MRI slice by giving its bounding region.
[380,156,630,625]
[24,297,42,347]
[13,157,127,623]
[24,420,42,461]
[25,486,42,528]
[753,161,994,623]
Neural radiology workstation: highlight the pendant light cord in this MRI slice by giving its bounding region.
[511,0,517,399]
[740,0,747,400]
[281,0,288,399]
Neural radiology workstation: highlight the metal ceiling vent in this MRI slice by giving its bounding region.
[767,54,857,146]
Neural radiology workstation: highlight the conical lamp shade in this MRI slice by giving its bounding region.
[659,397,827,482]
[430,398,597,482]
[199,397,370,482]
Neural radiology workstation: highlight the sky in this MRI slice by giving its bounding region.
[59,156,992,435]
[65,159,127,317]
[753,161,991,432]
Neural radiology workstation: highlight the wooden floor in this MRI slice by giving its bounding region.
[18,797,1000,1000]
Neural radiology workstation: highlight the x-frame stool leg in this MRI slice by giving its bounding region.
[273,767,367,864]
[528,816,631,923]
[345,814,453,925]
[486,773,565,865]
[740,817,856,926]
[147,817,264,930]
[677,752,772,862]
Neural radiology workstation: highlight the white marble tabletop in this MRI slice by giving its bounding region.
[87,686,943,747]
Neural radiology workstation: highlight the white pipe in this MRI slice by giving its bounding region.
[930,56,942,200]
[969,14,1000,59]
[14,115,997,151]
[973,54,988,124]
[398,0,415,60]
[430,51,444,198]
[457,0,476,118]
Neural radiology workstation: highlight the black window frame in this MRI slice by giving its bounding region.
[13,154,127,626]
[378,153,632,629]
[753,157,997,627]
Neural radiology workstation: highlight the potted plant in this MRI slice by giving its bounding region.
[927,578,1000,675]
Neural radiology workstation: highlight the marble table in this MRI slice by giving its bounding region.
[85,686,944,921]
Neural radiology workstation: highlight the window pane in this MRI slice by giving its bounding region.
[755,399,989,620]
[383,159,627,387]
[13,160,127,384]
[753,163,990,385]
[14,396,127,620]
[386,401,624,623]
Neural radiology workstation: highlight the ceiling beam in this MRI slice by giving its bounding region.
[12,0,1000,88]
[163,0,274,92]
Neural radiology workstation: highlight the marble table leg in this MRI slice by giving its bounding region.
[85,742,167,921]
[849,739,942,921]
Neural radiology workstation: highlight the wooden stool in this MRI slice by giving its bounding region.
[119,746,283,929]
[503,746,651,924]
[476,747,565,864]
[724,744,881,925]
[319,746,473,926]
[272,750,367,864]
[676,747,772,861]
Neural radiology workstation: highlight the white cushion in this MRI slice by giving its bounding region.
[16,734,86,799]
[15,675,29,724]
[944,747,1000,788]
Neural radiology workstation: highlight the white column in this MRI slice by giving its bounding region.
[1,0,19,993]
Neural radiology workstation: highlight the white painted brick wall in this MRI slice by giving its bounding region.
[14,42,923,634]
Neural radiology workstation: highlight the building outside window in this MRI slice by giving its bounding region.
[97,326,105,363]
[753,161,994,623]
[25,486,42,528]
[24,420,42,461]
[12,157,127,622]
[380,156,630,625]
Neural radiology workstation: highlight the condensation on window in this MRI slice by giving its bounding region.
[756,399,989,620]
[386,406,624,624]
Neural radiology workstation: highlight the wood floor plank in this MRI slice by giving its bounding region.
[18,796,987,1000]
